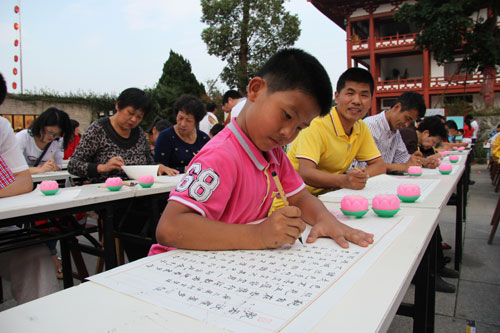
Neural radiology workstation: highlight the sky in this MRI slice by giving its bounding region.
[0,0,347,97]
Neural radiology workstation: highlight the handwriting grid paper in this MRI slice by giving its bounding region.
[319,174,440,202]
[89,213,410,332]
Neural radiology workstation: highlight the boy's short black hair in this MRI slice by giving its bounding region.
[116,88,151,114]
[393,92,426,118]
[417,116,447,139]
[336,67,374,96]
[210,124,224,137]
[256,48,333,117]
[222,90,242,105]
[174,95,206,124]
[206,102,217,112]
[445,120,458,131]
[0,73,7,105]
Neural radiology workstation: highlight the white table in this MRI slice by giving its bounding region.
[319,166,465,210]
[31,170,79,185]
[0,179,180,287]
[0,207,440,333]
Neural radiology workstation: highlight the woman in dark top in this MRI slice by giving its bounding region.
[154,95,210,173]
[68,88,175,183]
[68,88,172,261]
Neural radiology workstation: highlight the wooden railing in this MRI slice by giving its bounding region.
[376,74,500,93]
[429,74,500,89]
[376,78,423,92]
[351,33,418,52]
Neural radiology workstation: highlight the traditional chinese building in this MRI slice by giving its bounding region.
[310,0,500,114]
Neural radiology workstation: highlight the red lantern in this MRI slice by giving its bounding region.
[14,23,19,30]
[14,55,18,62]
[13,68,18,75]
[12,82,17,90]
[14,5,20,13]
[14,40,19,47]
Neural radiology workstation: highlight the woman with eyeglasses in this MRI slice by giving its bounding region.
[15,107,73,174]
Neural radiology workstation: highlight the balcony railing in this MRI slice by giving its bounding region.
[376,78,423,92]
[430,74,492,89]
[376,74,500,93]
[351,33,418,52]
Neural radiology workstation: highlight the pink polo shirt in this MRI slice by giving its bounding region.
[149,118,305,255]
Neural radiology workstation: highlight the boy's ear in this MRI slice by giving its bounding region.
[334,90,339,105]
[115,101,120,112]
[247,77,266,102]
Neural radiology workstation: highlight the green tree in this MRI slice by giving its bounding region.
[394,0,500,108]
[201,0,300,93]
[149,50,206,125]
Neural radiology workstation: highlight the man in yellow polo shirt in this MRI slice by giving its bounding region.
[287,67,385,196]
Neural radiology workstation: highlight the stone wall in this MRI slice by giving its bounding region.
[0,97,95,131]
[475,115,500,142]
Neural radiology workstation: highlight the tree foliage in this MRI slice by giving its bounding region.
[149,50,206,125]
[200,0,300,93]
[394,0,500,72]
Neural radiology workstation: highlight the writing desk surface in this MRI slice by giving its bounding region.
[31,170,78,182]
[313,205,440,332]
[0,181,178,220]
[0,207,440,333]
[319,165,464,210]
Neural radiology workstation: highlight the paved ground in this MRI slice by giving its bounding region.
[2,165,500,332]
[388,164,500,332]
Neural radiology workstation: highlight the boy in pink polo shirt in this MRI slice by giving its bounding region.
[150,48,374,254]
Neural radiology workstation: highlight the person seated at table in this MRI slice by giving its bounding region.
[209,123,224,138]
[0,73,59,304]
[221,90,246,125]
[199,101,218,135]
[353,91,428,171]
[16,107,73,175]
[63,119,81,160]
[438,120,468,150]
[400,116,446,161]
[283,67,385,198]
[400,116,459,292]
[491,133,500,163]
[150,48,373,255]
[68,88,175,261]
[146,118,172,153]
[154,95,210,173]
[68,88,175,182]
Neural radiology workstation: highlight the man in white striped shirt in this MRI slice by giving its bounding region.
[355,92,426,172]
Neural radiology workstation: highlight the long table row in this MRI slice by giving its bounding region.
[0,151,470,332]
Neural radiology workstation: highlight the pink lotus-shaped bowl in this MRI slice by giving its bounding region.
[397,184,421,202]
[439,151,450,157]
[40,180,58,191]
[453,146,458,151]
[408,166,423,176]
[397,184,420,197]
[138,175,155,188]
[439,163,453,175]
[105,177,123,191]
[449,155,459,163]
[340,195,369,218]
[458,147,465,151]
[372,194,400,217]
[40,180,59,195]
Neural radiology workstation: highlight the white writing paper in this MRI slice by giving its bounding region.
[90,212,410,332]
